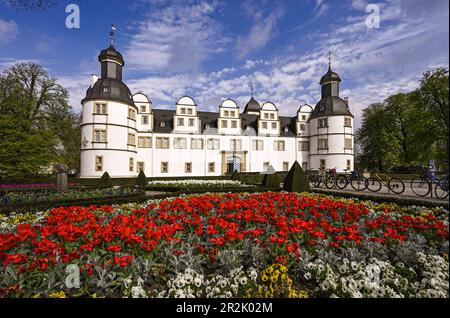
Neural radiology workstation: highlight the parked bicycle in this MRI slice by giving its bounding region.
[312,168,338,189]
[335,169,368,191]
[411,166,449,199]
[366,171,405,194]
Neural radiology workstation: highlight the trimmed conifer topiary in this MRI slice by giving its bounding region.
[231,170,240,181]
[135,170,147,188]
[97,171,113,189]
[262,172,281,188]
[283,161,311,193]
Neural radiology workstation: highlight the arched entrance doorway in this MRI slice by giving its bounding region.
[227,156,241,173]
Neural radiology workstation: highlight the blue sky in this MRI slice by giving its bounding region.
[0,0,449,127]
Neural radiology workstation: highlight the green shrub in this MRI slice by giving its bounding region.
[97,172,113,189]
[231,170,241,181]
[262,173,281,188]
[135,170,147,188]
[283,161,311,193]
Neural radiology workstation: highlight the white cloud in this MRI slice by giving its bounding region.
[235,7,285,59]
[124,0,228,73]
[0,19,18,44]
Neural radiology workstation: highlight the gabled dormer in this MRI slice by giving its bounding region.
[217,99,241,135]
[173,96,199,133]
[134,93,153,131]
[258,102,280,136]
[296,104,313,136]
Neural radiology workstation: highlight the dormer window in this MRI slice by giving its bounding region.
[102,87,109,93]
[187,108,193,115]
[160,121,166,127]
[140,106,146,113]
[224,110,229,117]
[230,111,235,117]
[181,108,186,115]
[270,113,275,120]
[264,113,269,119]
[205,124,210,129]
[284,127,289,133]
[302,115,307,121]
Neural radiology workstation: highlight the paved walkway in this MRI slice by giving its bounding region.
[145,191,168,197]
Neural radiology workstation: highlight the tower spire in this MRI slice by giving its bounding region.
[328,50,333,69]
[110,24,116,47]
[248,80,254,97]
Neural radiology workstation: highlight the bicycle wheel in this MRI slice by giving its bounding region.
[325,177,336,189]
[410,177,430,197]
[350,176,367,191]
[336,175,348,189]
[435,179,449,199]
[313,176,323,188]
[366,177,382,192]
[388,177,405,194]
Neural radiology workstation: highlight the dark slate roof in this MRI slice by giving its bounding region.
[320,66,341,85]
[310,96,353,120]
[243,96,261,113]
[98,45,124,65]
[151,109,298,136]
[81,77,134,106]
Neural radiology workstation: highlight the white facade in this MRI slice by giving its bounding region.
[80,44,354,178]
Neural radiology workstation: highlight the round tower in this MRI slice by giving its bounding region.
[309,59,354,172]
[80,29,138,178]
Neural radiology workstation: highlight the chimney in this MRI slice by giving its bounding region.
[91,74,98,87]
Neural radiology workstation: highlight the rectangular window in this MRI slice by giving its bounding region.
[137,162,145,173]
[264,113,269,119]
[208,162,215,173]
[178,118,185,126]
[231,120,237,128]
[320,159,326,170]
[283,162,289,171]
[156,137,170,149]
[191,138,204,150]
[347,160,351,171]
[318,139,328,150]
[128,133,136,146]
[222,120,228,128]
[94,103,107,114]
[138,136,152,148]
[181,108,186,115]
[185,162,192,173]
[94,129,107,143]
[344,117,352,127]
[319,118,328,128]
[173,137,187,149]
[301,115,307,121]
[129,158,134,172]
[262,122,268,129]
[230,111,235,117]
[300,124,306,131]
[141,115,149,125]
[345,138,353,149]
[140,106,146,113]
[299,141,309,151]
[224,110,229,117]
[231,139,242,151]
[128,108,136,120]
[187,108,193,115]
[161,162,168,173]
[252,139,264,151]
[274,140,285,151]
[207,138,220,150]
[271,122,277,129]
[270,113,275,120]
[95,156,103,172]
[302,162,308,171]
[188,118,195,127]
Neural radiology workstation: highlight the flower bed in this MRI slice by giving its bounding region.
[0,183,81,191]
[0,192,448,298]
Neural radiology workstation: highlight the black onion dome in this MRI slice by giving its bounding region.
[310,96,353,119]
[243,96,261,113]
[320,66,341,85]
[98,45,124,65]
[81,77,134,106]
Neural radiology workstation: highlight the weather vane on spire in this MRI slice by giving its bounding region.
[328,50,333,68]
[110,24,117,46]
[249,81,254,97]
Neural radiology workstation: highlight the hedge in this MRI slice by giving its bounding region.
[0,191,148,215]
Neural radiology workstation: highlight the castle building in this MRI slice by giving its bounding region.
[80,38,354,178]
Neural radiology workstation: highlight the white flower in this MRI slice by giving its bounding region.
[184,274,193,284]
[131,285,147,298]
[304,272,312,280]
[225,291,232,298]
[194,277,202,287]
[240,277,248,285]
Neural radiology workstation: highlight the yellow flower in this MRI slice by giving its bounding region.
[266,266,274,274]
[270,275,278,283]
[261,274,269,282]
[32,293,41,298]
[48,291,67,298]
